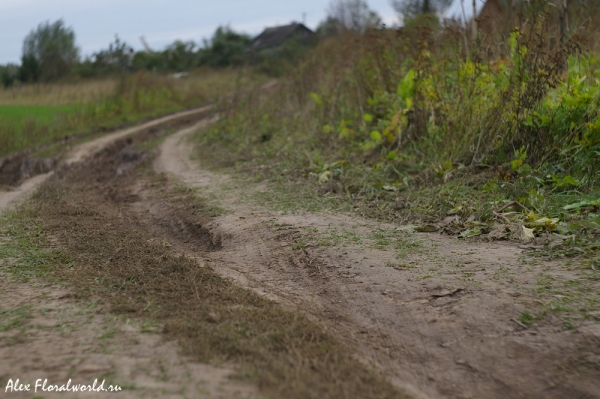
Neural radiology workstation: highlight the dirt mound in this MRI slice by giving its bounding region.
[65,131,222,251]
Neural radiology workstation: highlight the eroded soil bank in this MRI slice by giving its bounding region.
[1,114,599,399]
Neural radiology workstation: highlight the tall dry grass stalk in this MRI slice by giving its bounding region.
[0,79,117,106]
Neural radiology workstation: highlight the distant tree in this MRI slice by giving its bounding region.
[91,35,135,75]
[325,0,382,33]
[316,17,342,38]
[198,26,250,68]
[19,54,41,83]
[74,58,95,79]
[21,19,79,81]
[132,51,166,73]
[165,40,197,71]
[1,64,20,88]
[390,0,453,20]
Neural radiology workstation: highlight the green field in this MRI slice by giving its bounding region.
[0,104,76,130]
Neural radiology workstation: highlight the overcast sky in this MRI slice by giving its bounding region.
[0,0,401,64]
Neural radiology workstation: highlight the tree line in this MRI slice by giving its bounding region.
[0,0,453,87]
[0,21,253,87]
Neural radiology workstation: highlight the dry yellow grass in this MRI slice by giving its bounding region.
[175,68,254,99]
[0,68,253,107]
[0,79,117,106]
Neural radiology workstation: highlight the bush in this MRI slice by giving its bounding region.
[198,26,250,68]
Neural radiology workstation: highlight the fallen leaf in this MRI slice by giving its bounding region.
[526,217,559,231]
[415,224,439,233]
[520,225,535,242]
[459,228,482,238]
[563,199,600,211]
[318,171,331,184]
[488,223,510,240]
[524,211,537,222]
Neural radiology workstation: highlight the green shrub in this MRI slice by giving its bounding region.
[198,5,599,200]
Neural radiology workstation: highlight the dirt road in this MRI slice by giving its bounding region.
[0,108,260,399]
[0,105,213,212]
[153,117,600,399]
[1,110,599,398]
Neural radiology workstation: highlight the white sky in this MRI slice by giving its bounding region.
[0,0,398,64]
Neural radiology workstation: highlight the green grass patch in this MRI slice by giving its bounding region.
[519,311,535,326]
[0,306,32,332]
[0,104,76,128]
[0,211,65,281]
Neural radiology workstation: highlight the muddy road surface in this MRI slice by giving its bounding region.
[1,111,599,399]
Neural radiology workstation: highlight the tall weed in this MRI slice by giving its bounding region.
[200,1,598,198]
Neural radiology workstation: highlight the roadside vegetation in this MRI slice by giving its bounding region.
[194,0,600,271]
[0,69,253,158]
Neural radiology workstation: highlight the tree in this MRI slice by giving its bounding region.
[325,0,382,32]
[390,0,453,20]
[19,55,41,83]
[21,19,79,81]
[132,51,166,73]
[198,26,250,68]
[1,64,20,88]
[165,40,197,71]
[91,35,135,75]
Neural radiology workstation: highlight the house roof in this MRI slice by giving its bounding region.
[248,23,314,51]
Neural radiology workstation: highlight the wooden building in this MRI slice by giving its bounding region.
[247,23,314,52]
